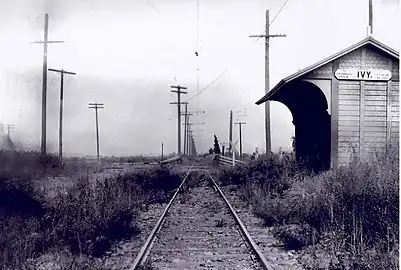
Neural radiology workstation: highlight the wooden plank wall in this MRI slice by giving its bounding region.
[390,81,399,148]
[338,81,360,164]
[363,81,388,157]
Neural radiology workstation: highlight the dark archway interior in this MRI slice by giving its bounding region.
[272,80,331,172]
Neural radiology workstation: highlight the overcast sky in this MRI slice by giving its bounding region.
[0,0,399,156]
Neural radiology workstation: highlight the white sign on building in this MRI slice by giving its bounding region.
[335,69,392,81]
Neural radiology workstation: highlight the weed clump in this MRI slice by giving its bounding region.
[219,148,399,269]
[0,151,182,269]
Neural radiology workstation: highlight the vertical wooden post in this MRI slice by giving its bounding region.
[30,14,64,156]
[41,14,49,155]
[183,104,188,155]
[59,72,64,158]
[229,110,233,155]
[265,10,271,155]
[89,103,104,164]
[239,123,242,158]
[368,0,373,35]
[386,61,393,154]
[249,10,285,155]
[95,107,100,164]
[331,60,340,168]
[170,85,188,155]
[49,68,76,158]
[161,142,164,161]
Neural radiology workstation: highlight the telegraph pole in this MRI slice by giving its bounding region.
[48,68,76,158]
[228,110,233,155]
[88,103,104,164]
[249,9,286,155]
[181,104,194,155]
[30,13,64,156]
[170,85,188,155]
[235,121,246,159]
[368,0,373,35]
[183,104,188,155]
[185,121,204,155]
[161,142,164,161]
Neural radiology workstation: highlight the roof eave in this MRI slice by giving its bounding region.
[254,36,399,105]
[255,80,286,105]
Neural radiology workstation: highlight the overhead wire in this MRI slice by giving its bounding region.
[185,69,227,102]
[185,0,291,103]
[252,0,291,45]
[146,0,163,17]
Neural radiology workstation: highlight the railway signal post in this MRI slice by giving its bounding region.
[88,103,104,164]
[48,68,76,158]
[30,13,64,156]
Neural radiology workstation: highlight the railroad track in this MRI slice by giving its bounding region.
[130,167,274,270]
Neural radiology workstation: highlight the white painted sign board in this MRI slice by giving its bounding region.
[335,69,392,81]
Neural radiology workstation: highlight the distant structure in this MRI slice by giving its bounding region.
[256,36,399,171]
[0,124,15,151]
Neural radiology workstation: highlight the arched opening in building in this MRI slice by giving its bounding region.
[271,80,331,172]
[270,101,295,153]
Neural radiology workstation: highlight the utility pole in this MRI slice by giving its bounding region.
[186,115,191,156]
[235,121,246,159]
[170,85,188,155]
[185,121,205,155]
[249,9,286,155]
[183,104,188,155]
[88,103,104,164]
[48,68,76,158]
[161,142,164,161]
[181,104,194,155]
[368,0,373,36]
[228,110,233,155]
[30,13,64,156]
[187,110,205,154]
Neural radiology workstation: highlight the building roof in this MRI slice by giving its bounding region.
[255,36,399,105]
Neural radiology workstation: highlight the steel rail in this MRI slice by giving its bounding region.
[129,165,194,269]
[203,170,275,270]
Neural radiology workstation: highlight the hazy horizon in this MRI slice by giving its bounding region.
[0,0,399,156]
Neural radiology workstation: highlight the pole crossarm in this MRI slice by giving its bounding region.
[184,122,205,125]
[48,68,76,75]
[249,10,286,155]
[49,67,76,158]
[88,102,104,164]
[170,85,188,90]
[188,110,206,114]
[30,41,64,44]
[29,13,66,155]
[169,102,188,105]
[89,103,104,109]
[248,34,286,38]
[170,85,188,155]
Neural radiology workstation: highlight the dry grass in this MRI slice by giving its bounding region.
[0,150,182,269]
[219,148,399,269]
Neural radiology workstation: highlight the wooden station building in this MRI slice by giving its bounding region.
[256,36,399,170]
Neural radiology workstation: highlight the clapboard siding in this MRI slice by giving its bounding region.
[361,81,388,157]
[390,81,399,147]
[338,81,361,164]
